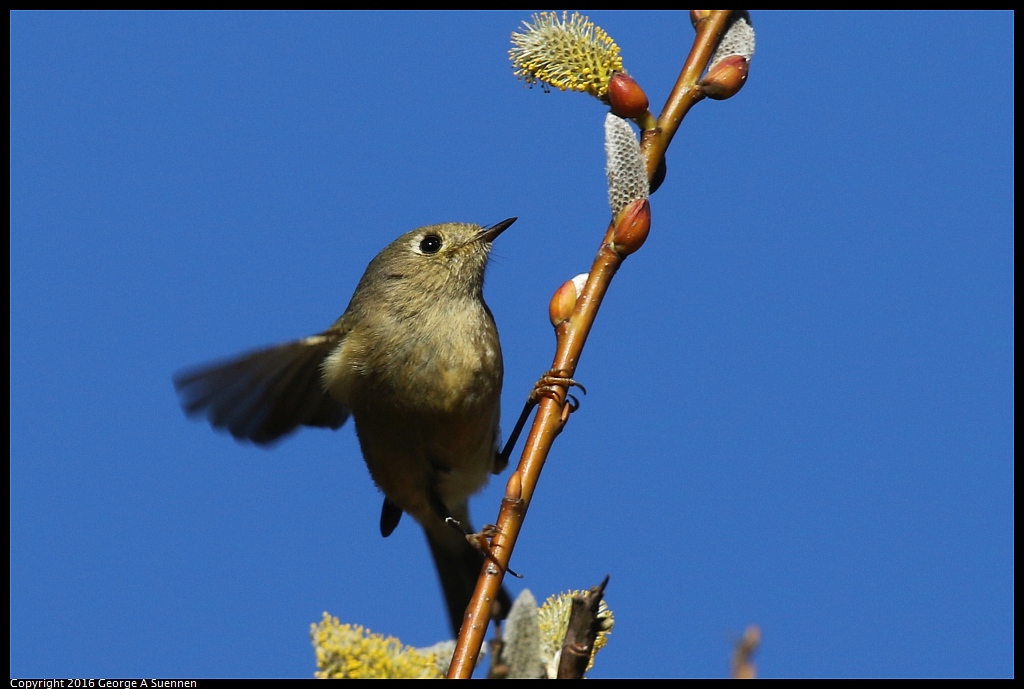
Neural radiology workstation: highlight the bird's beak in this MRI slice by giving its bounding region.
[479,217,517,243]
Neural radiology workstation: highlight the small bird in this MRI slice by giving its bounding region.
[174,218,516,635]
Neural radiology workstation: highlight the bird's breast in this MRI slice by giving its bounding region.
[319,300,503,517]
[325,301,502,414]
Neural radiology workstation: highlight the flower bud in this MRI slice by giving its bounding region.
[611,198,651,256]
[606,72,649,119]
[505,471,522,501]
[704,14,755,100]
[701,54,749,100]
[549,278,578,327]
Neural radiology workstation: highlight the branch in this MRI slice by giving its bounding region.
[642,10,734,181]
[555,577,612,679]
[447,11,739,678]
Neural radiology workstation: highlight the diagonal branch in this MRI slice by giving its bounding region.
[447,11,736,678]
[642,10,734,181]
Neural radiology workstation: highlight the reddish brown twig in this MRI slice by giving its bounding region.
[447,11,735,678]
[642,10,734,181]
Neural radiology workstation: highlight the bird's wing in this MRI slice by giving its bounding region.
[173,331,349,445]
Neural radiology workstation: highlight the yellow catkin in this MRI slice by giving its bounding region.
[310,613,445,679]
[510,12,624,98]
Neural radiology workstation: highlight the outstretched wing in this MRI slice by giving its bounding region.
[173,332,349,445]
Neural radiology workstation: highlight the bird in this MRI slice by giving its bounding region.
[173,218,516,635]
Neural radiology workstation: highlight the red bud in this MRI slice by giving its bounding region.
[701,55,749,100]
[611,198,651,256]
[549,279,578,327]
[607,72,650,119]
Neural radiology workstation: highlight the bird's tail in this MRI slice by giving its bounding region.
[423,509,511,637]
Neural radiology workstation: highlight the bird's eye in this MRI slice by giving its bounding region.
[419,234,443,254]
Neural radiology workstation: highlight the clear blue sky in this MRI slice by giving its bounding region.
[10,11,1013,679]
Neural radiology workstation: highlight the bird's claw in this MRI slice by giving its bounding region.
[530,368,586,405]
[457,521,523,579]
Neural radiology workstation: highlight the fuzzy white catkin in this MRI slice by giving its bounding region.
[503,589,544,678]
[604,113,649,215]
[711,15,756,65]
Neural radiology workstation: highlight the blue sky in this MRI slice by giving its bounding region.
[10,11,1013,679]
